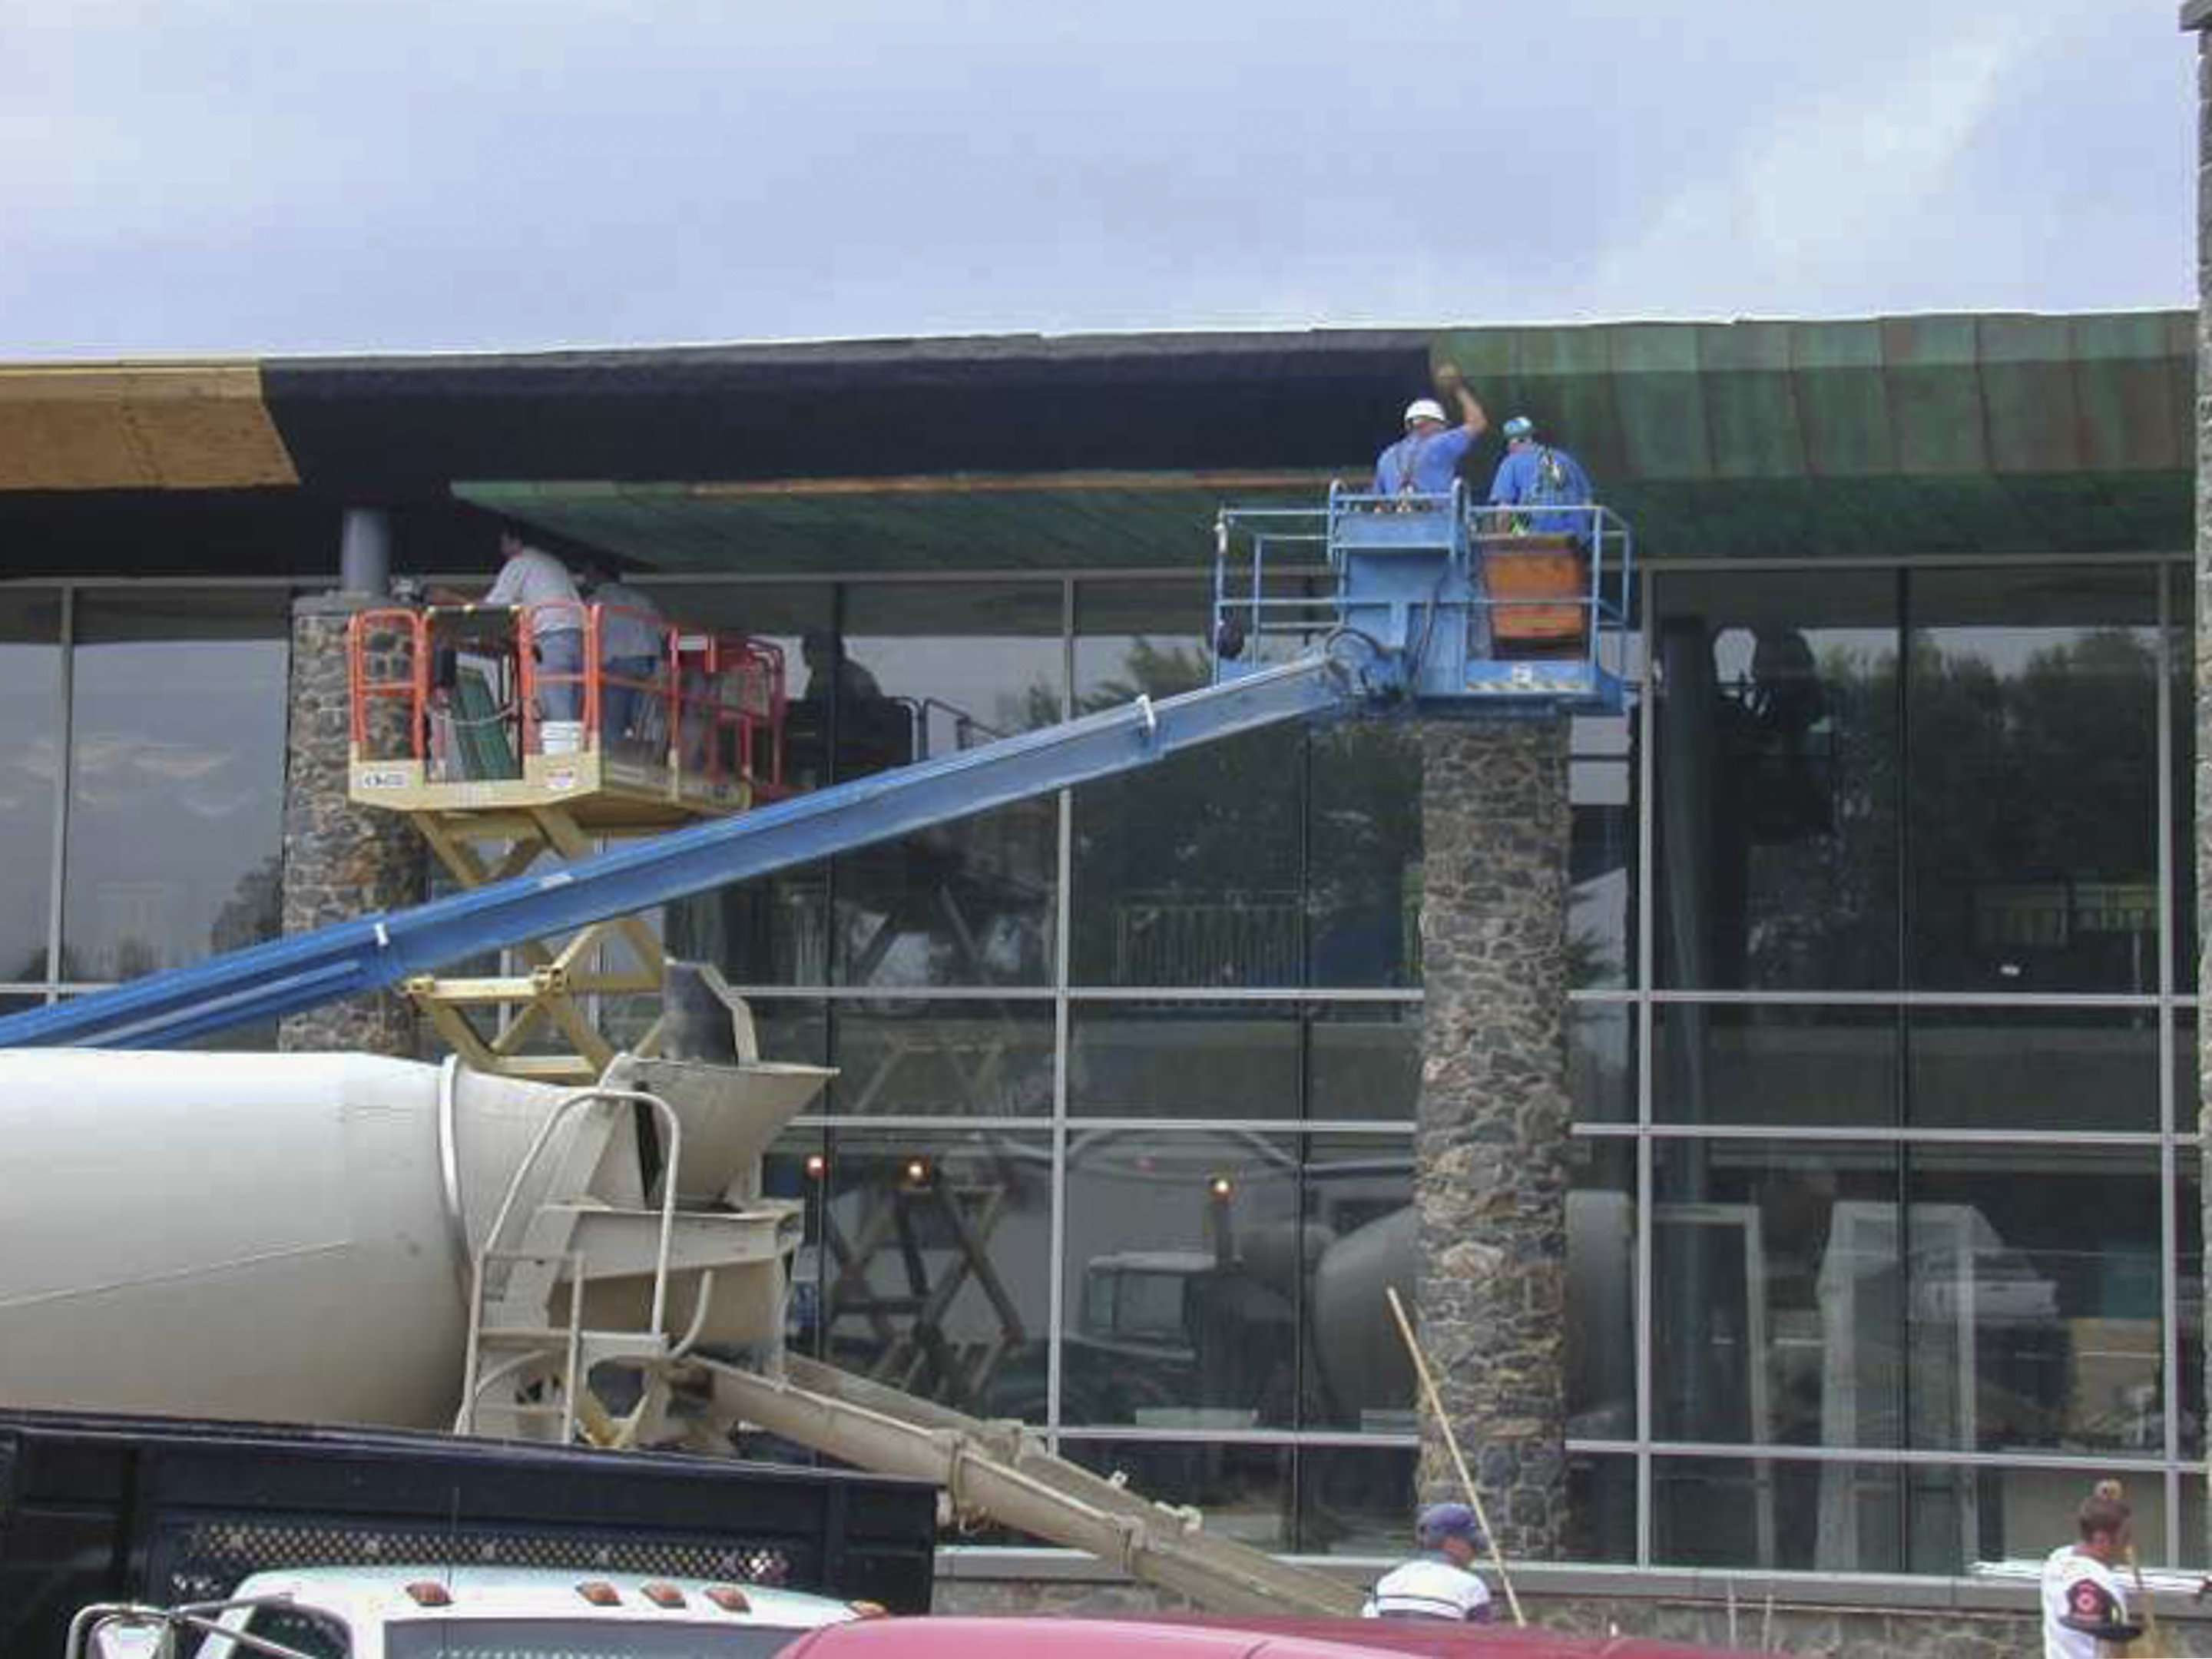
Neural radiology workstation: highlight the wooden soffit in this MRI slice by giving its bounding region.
[0,363,299,490]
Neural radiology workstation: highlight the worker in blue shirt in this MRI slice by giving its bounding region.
[1488,415,1594,538]
[1373,364,1489,497]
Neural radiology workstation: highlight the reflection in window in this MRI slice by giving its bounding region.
[1069,1003,1419,1121]
[817,1131,1051,1422]
[1568,1452,1637,1563]
[2173,564,2195,991]
[1654,1455,1902,1572]
[1652,1139,1900,1449]
[61,591,288,982]
[1908,567,2157,992]
[1908,1008,2156,1132]
[1653,1004,1897,1129]
[1570,711,1636,989]
[1568,1140,1635,1441]
[1300,1137,1413,1432]
[833,584,1063,989]
[1570,1001,1635,1124]
[1906,1144,2161,1455]
[1062,1130,1298,1429]
[1297,1445,1416,1557]
[831,1001,1053,1117]
[1655,571,1898,991]
[2178,1169,2201,1464]
[0,591,60,983]
[1067,1439,1291,1552]
[1306,723,1421,988]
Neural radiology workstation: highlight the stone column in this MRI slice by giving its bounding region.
[278,592,426,1055]
[1416,715,1572,1560]
[2193,15,2212,1570]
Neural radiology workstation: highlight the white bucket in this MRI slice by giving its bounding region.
[541,720,584,755]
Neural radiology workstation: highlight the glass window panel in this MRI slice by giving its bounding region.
[1653,1455,1902,1572]
[832,800,1057,988]
[0,590,59,982]
[1907,567,2158,993]
[1567,1452,1637,1565]
[1906,1144,2161,1455]
[1654,570,1899,992]
[61,591,288,982]
[2180,1167,2201,1464]
[1071,1003,1415,1121]
[1960,1467,2170,1575]
[1569,1140,1637,1442]
[1066,1439,1291,1552]
[739,998,831,1072]
[1652,1138,1900,1448]
[1571,712,1637,991]
[1062,1129,1299,1429]
[1296,1445,1416,1557]
[765,1126,828,1361]
[819,1130,1051,1422]
[1074,579,1301,988]
[1307,723,1420,989]
[1301,1136,1414,1432]
[2176,1012,2199,1134]
[1570,1000,1636,1124]
[1306,1004,1421,1124]
[2174,565,2195,992]
[830,1000,1053,1118]
[1909,1007,2157,1132]
[654,584,834,988]
[1653,1003,1896,1128]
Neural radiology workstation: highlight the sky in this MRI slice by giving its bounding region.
[0,0,2196,359]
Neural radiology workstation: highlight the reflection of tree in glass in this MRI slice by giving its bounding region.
[210,851,283,955]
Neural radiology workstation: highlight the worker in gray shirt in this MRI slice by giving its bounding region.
[578,560,668,746]
[437,527,587,723]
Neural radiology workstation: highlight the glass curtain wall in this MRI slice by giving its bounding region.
[5,551,2197,1574]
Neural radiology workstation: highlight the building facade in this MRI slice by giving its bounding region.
[0,315,2200,1589]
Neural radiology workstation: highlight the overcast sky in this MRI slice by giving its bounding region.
[0,0,2195,359]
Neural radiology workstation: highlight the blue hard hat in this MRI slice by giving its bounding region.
[1502,416,1535,441]
[1416,1502,1482,1545]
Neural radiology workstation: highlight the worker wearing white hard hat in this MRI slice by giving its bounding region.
[1372,365,1489,498]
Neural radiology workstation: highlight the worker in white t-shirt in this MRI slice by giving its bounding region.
[2041,1481,2144,1659]
[1362,1501,1493,1622]
[436,528,586,721]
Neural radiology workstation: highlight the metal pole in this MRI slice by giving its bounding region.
[339,507,392,596]
[1385,1285,1528,1627]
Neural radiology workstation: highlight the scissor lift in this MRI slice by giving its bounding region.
[346,599,788,1082]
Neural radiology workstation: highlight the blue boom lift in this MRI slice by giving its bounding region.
[0,488,1631,1051]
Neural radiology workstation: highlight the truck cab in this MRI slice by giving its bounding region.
[88,1568,869,1659]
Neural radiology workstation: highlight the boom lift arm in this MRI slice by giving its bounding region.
[0,652,1370,1051]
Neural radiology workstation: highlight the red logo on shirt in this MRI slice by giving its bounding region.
[2074,1584,2104,1614]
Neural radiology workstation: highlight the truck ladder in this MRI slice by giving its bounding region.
[0,654,1365,1052]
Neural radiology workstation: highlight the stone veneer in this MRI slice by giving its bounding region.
[1416,716,1573,1559]
[277,593,426,1056]
[2198,19,2212,1571]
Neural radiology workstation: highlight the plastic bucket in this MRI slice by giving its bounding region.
[541,720,584,755]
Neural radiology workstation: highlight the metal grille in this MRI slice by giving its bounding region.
[165,1518,798,1599]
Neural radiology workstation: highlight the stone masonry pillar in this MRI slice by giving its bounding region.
[2191,11,2212,1569]
[278,593,426,1055]
[1416,715,1572,1560]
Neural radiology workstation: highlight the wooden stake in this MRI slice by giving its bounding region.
[1385,1285,1527,1628]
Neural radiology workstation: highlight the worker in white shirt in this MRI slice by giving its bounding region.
[1362,1502,1494,1622]
[435,527,586,722]
[2041,1482,2145,1659]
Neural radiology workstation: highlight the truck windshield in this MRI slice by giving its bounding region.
[386,1622,809,1659]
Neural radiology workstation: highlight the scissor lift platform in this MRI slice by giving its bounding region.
[346,602,790,1083]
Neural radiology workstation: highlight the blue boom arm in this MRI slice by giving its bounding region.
[0,653,1370,1051]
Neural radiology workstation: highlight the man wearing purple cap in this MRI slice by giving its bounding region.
[1360,1501,1495,1621]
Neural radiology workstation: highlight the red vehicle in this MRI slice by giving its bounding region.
[778,1616,1769,1659]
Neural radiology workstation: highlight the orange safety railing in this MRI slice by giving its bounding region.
[346,601,787,797]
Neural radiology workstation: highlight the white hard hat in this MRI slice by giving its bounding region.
[1403,398,1448,426]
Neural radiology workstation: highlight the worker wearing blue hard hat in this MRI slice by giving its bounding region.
[1360,1501,1495,1621]
[1488,414,1595,539]
[1373,364,1490,498]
